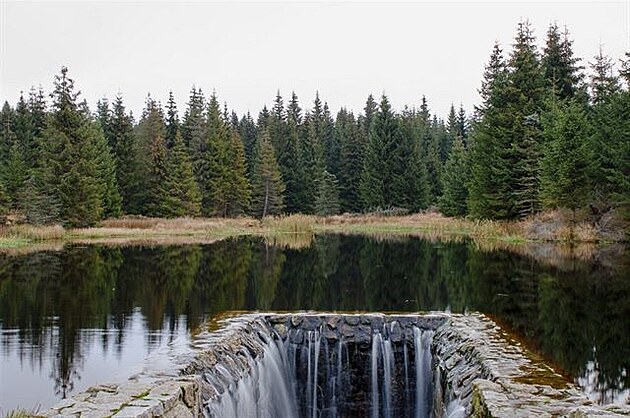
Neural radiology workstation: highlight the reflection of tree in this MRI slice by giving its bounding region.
[537,265,630,402]
[248,241,285,310]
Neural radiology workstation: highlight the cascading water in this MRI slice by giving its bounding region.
[205,320,436,418]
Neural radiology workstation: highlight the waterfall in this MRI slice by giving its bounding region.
[414,328,434,418]
[371,332,382,418]
[205,322,436,418]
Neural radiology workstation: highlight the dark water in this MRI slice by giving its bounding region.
[0,235,628,413]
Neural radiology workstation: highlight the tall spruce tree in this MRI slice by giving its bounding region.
[0,102,16,179]
[438,137,469,216]
[239,112,258,173]
[159,132,202,217]
[225,130,251,216]
[165,91,179,149]
[360,94,404,209]
[468,42,514,219]
[205,93,233,216]
[92,121,122,218]
[284,92,307,213]
[38,67,106,226]
[336,108,364,213]
[541,23,584,100]
[540,99,591,213]
[590,48,621,104]
[251,130,285,218]
[109,95,139,214]
[134,96,168,216]
[299,94,326,213]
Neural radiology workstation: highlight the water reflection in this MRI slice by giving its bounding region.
[0,235,628,412]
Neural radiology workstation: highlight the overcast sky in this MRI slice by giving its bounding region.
[1,1,629,119]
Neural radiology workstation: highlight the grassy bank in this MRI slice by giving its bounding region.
[0,210,626,252]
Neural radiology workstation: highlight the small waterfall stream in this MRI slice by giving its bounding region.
[206,320,436,418]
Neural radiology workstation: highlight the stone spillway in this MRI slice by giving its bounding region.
[44,313,630,417]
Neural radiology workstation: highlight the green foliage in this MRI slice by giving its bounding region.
[4,142,28,208]
[590,48,621,104]
[541,23,584,101]
[315,170,341,216]
[159,132,202,217]
[251,130,285,218]
[165,91,179,149]
[589,91,630,216]
[202,102,252,217]
[336,108,364,213]
[18,170,61,225]
[468,42,514,219]
[360,95,401,209]
[38,67,106,226]
[109,95,139,214]
[0,180,9,223]
[439,138,469,216]
[134,97,168,216]
[92,122,122,218]
[540,99,591,210]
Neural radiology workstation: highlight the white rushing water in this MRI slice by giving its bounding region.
[206,324,436,418]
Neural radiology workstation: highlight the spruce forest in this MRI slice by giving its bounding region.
[0,21,629,227]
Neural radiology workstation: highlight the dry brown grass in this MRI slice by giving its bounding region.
[0,224,66,241]
[0,210,624,253]
[261,214,316,233]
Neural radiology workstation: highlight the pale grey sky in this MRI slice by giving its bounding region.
[1,1,629,119]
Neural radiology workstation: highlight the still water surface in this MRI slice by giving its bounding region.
[0,234,628,413]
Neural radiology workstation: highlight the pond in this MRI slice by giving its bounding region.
[0,234,628,413]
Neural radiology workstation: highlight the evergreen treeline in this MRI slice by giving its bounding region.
[1,22,628,226]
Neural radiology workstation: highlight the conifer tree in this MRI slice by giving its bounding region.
[13,94,37,170]
[165,91,179,149]
[239,112,258,173]
[590,48,621,104]
[96,99,112,144]
[181,87,206,148]
[0,180,9,224]
[590,89,630,214]
[0,102,16,172]
[109,95,139,213]
[18,171,61,225]
[160,132,202,217]
[39,67,105,226]
[456,104,468,142]
[541,23,584,100]
[360,94,403,209]
[5,142,27,208]
[400,108,429,211]
[620,52,630,87]
[336,108,364,213]
[135,96,168,216]
[251,130,285,218]
[268,91,300,214]
[438,137,469,216]
[299,94,326,213]
[315,170,340,216]
[92,122,122,218]
[507,20,546,218]
[225,130,251,216]
[205,93,233,216]
[468,42,513,219]
[284,92,307,213]
[540,99,590,212]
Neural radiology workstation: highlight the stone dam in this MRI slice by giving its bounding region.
[43,313,630,417]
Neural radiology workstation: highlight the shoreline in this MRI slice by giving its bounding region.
[1,211,627,252]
